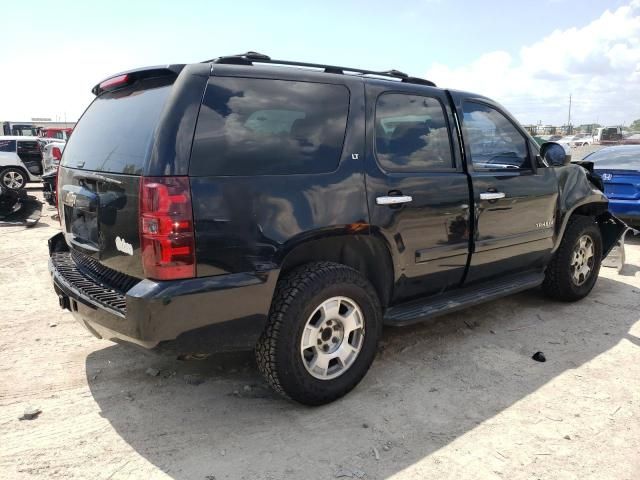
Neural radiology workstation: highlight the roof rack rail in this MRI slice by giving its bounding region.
[202,52,436,87]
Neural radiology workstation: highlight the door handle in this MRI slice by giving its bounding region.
[376,195,413,205]
[480,192,506,201]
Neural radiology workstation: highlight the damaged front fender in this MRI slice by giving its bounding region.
[553,162,628,259]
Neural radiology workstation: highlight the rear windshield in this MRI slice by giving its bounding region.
[587,147,640,170]
[62,77,173,175]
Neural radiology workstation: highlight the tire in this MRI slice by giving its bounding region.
[256,261,382,405]
[542,216,602,301]
[0,167,27,190]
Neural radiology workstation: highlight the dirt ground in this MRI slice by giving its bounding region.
[1,188,639,480]
[572,144,604,161]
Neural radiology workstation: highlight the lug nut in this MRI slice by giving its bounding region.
[332,337,338,343]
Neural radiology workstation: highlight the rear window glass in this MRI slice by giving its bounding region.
[375,93,453,172]
[17,141,41,155]
[190,77,350,176]
[0,140,16,152]
[62,77,173,175]
[587,147,640,169]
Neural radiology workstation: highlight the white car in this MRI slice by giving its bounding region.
[570,134,594,147]
[555,136,575,150]
[42,141,65,174]
[0,136,44,189]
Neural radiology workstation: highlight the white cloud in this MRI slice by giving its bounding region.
[426,1,640,126]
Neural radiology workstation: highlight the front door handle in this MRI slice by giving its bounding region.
[376,195,413,206]
[480,192,506,201]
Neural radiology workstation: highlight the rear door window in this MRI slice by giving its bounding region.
[374,93,454,172]
[0,140,16,152]
[190,77,350,176]
[17,141,41,159]
[61,77,173,175]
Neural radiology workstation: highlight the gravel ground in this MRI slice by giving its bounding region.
[571,144,605,161]
[1,188,639,480]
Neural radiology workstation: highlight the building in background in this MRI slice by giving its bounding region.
[2,120,75,137]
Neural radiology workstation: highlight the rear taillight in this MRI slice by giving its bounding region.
[55,165,61,223]
[140,176,196,280]
[52,147,62,161]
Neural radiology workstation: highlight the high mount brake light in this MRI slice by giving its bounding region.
[99,74,130,92]
[140,176,196,280]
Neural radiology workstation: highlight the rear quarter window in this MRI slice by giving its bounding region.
[0,140,16,152]
[190,77,350,176]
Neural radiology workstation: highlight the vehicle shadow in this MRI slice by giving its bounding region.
[86,274,640,480]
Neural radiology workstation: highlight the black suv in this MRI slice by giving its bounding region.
[49,52,625,405]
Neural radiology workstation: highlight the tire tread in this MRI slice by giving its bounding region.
[255,261,380,404]
[543,215,602,301]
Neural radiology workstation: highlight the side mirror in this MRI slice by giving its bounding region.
[540,141,571,167]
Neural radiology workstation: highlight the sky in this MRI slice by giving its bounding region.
[1,0,639,127]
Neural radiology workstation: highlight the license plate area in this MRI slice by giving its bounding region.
[61,185,100,252]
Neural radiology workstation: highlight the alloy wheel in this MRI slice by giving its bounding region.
[300,296,365,380]
[2,170,25,189]
[571,234,595,286]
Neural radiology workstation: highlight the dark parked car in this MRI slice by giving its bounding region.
[48,52,625,405]
[583,145,640,226]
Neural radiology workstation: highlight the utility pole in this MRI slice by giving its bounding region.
[567,94,572,134]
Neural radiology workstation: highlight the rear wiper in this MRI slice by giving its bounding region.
[74,172,123,185]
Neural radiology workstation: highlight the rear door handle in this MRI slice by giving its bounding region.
[480,192,506,200]
[376,195,413,205]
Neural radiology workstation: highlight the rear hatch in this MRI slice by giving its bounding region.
[596,169,640,200]
[59,75,176,279]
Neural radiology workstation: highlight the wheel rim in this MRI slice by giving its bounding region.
[300,296,365,380]
[2,170,25,189]
[571,234,595,286]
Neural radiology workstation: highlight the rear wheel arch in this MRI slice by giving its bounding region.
[277,233,394,307]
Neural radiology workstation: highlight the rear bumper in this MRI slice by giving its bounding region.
[48,234,277,352]
[607,199,640,225]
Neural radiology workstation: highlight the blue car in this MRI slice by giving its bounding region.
[584,145,640,226]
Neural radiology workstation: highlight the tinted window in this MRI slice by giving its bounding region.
[17,141,40,155]
[18,140,42,161]
[587,147,640,170]
[190,77,350,176]
[375,93,453,172]
[62,77,173,174]
[0,140,16,152]
[463,102,529,170]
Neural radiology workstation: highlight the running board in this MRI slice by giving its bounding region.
[383,272,545,327]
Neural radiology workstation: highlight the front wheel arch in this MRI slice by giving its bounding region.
[543,215,603,301]
[553,201,608,255]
